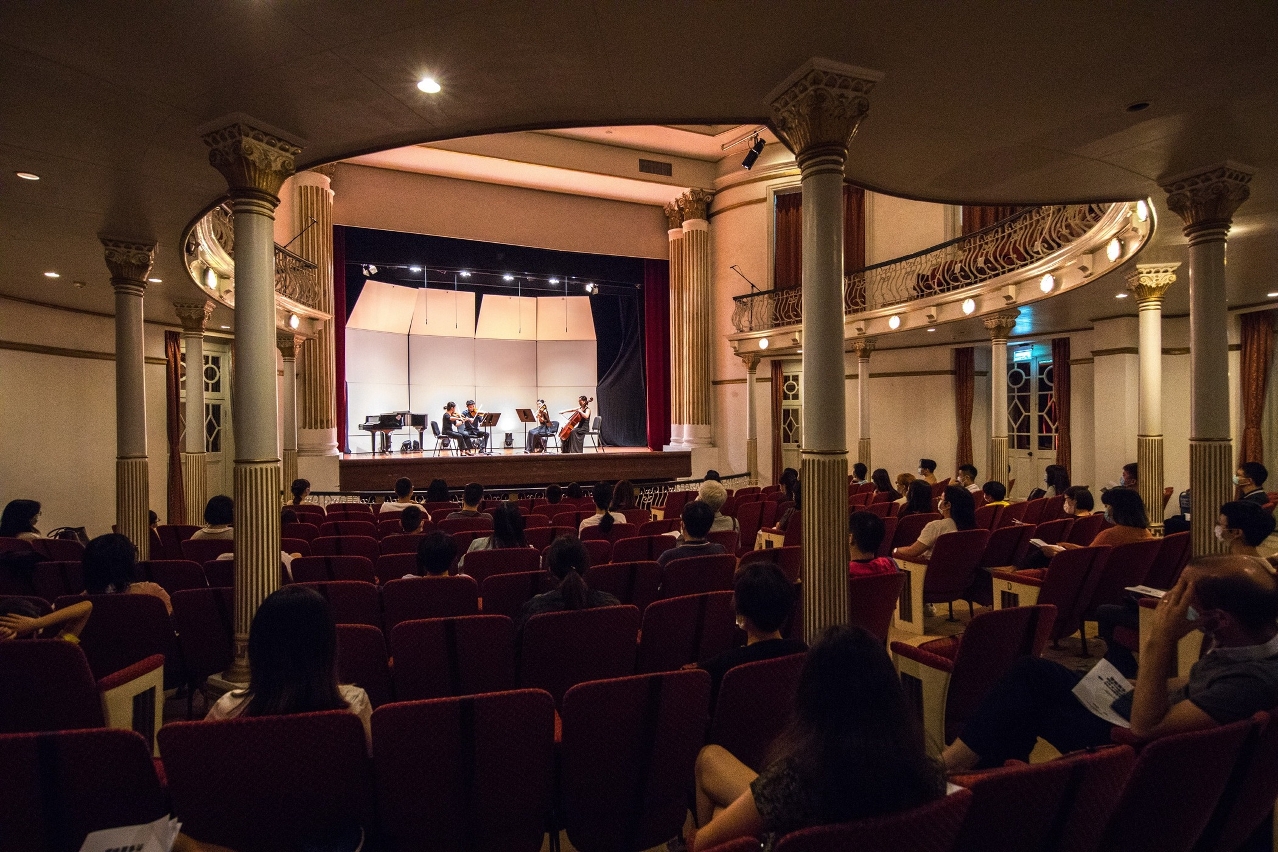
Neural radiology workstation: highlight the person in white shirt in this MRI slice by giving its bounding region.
[579,481,626,533]
[379,476,427,519]
[190,495,234,540]
[956,464,982,494]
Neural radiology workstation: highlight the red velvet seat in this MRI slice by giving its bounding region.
[995,501,1030,528]
[919,528,991,619]
[0,593,50,615]
[1066,512,1108,545]
[848,571,906,643]
[31,537,84,562]
[460,546,541,585]
[335,622,394,707]
[158,710,376,852]
[706,528,740,554]
[374,552,420,585]
[1196,710,1278,852]
[318,519,379,539]
[438,516,495,534]
[890,512,942,550]
[180,537,234,564]
[585,560,662,614]
[1041,493,1068,522]
[559,669,711,852]
[281,521,320,541]
[708,652,806,771]
[636,591,737,673]
[308,534,380,561]
[480,570,557,621]
[581,521,637,544]
[381,575,479,630]
[1080,537,1163,653]
[1032,516,1074,546]
[579,538,612,566]
[991,546,1109,648]
[372,689,556,852]
[973,504,1002,530]
[390,615,517,701]
[519,605,640,708]
[622,508,651,526]
[290,554,376,584]
[0,537,33,555]
[376,532,422,555]
[522,512,551,528]
[30,561,85,602]
[660,490,695,519]
[155,524,201,559]
[296,580,382,628]
[202,559,234,588]
[1021,497,1049,525]
[876,517,899,558]
[734,501,768,554]
[54,592,176,681]
[291,503,327,521]
[1145,530,1191,590]
[639,518,682,535]
[324,502,375,518]
[280,536,311,557]
[611,534,677,564]
[170,586,234,715]
[140,559,206,593]
[659,553,737,598]
[738,545,801,582]
[864,499,896,517]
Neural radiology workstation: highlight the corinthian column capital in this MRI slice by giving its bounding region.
[202,120,302,201]
[174,300,215,334]
[767,58,884,167]
[1160,162,1253,237]
[1126,263,1181,304]
[740,352,761,372]
[100,239,156,293]
[984,311,1019,341]
[677,189,715,222]
[276,331,304,360]
[851,338,876,359]
[664,201,684,230]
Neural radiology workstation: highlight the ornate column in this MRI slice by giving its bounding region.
[769,58,883,641]
[175,301,215,527]
[852,339,875,468]
[1161,163,1253,557]
[203,120,300,680]
[278,332,304,490]
[985,312,1018,488]
[293,166,339,480]
[743,353,761,484]
[102,239,156,559]
[665,201,686,448]
[1127,263,1180,535]
[678,188,716,448]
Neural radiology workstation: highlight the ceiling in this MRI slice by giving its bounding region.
[1,1,1275,335]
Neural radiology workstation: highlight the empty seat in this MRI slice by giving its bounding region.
[390,615,517,701]
[708,652,806,771]
[706,529,740,554]
[480,571,557,621]
[379,532,425,555]
[437,516,495,534]
[280,536,312,557]
[202,558,234,588]
[581,522,637,544]
[611,534,677,565]
[381,575,479,630]
[636,591,738,673]
[170,586,234,715]
[141,559,206,593]
[54,592,176,681]
[460,546,542,585]
[580,538,612,565]
[31,537,84,562]
[991,546,1110,648]
[638,518,682,536]
[335,623,394,708]
[847,571,907,643]
[289,554,377,584]
[1145,530,1191,590]
[519,605,640,708]
[180,537,234,564]
[296,580,382,628]
[374,552,421,585]
[658,553,736,598]
[739,545,801,582]
[310,535,380,561]
[325,502,375,517]
[585,560,662,614]
[281,521,320,541]
[30,561,85,602]
[155,524,201,560]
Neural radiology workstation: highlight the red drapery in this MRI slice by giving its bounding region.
[962,206,1026,235]
[164,330,185,524]
[954,347,974,467]
[1052,337,1072,476]
[1240,310,1275,465]
[643,259,672,451]
[770,359,784,484]
[773,183,866,290]
[333,224,348,453]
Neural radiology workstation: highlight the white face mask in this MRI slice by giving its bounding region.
[1232,475,1244,486]
[1214,524,1226,542]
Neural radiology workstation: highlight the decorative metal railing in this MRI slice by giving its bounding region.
[731,203,1110,332]
[274,244,322,308]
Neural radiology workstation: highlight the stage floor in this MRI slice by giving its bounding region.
[338,446,692,492]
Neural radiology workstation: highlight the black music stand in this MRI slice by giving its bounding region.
[516,408,535,451]
[478,412,501,455]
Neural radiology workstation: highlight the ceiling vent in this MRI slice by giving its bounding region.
[638,158,673,177]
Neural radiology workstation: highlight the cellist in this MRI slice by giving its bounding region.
[559,396,591,454]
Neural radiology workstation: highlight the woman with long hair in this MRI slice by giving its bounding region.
[893,472,916,505]
[1049,486,1151,553]
[897,480,934,518]
[287,478,320,511]
[459,503,530,569]
[892,485,976,563]
[688,625,944,850]
[579,480,626,533]
[425,478,450,503]
[870,468,895,501]
[515,537,619,632]
[610,479,637,511]
[0,500,41,540]
[82,532,172,614]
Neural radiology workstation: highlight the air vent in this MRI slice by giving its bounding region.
[638,158,673,177]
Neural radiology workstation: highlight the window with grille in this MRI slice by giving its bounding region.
[780,372,802,445]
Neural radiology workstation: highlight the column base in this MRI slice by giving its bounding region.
[298,427,339,457]
[667,423,689,450]
[990,436,1009,490]
[683,423,715,449]
[116,457,150,560]
[1190,439,1233,558]
[282,448,298,493]
[1137,435,1165,535]
[232,459,282,674]
[857,437,871,469]
[179,452,207,527]
[746,437,758,485]
[800,451,849,643]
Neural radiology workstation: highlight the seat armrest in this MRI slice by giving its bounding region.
[890,641,956,673]
[96,653,165,691]
[97,653,165,756]
[990,568,1044,588]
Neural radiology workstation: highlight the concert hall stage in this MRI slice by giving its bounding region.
[338,447,692,492]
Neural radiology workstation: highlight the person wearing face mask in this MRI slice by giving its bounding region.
[917,458,938,486]
[892,485,977,564]
[1118,462,1138,490]
[1045,486,1151,554]
[1234,461,1269,506]
[943,554,1278,772]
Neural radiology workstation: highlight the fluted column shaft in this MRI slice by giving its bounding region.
[1129,264,1179,535]
[279,332,302,490]
[176,301,214,527]
[744,354,760,484]
[854,340,874,467]
[665,204,686,448]
[986,313,1018,489]
[676,189,715,448]
[103,239,155,559]
[1162,164,1252,557]
[769,58,882,641]
[294,168,338,458]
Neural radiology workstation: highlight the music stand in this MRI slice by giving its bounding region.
[516,408,535,452]
[479,412,501,455]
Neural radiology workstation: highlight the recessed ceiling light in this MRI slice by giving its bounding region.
[417,77,441,94]
[409,266,422,273]
[548,277,560,284]
[15,172,39,181]
[1126,101,1150,113]
[220,324,230,330]
[926,327,937,333]
[1040,273,1055,293]
[43,271,59,278]
[502,274,514,282]
[1115,292,1129,299]
[288,313,300,330]
[1135,200,1149,222]
[1267,292,1278,298]
[147,277,162,283]
[888,315,901,330]
[758,337,769,350]
[1106,237,1123,262]
[961,298,976,315]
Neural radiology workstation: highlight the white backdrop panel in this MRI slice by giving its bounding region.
[475,339,538,387]
[536,296,595,341]
[537,340,597,387]
[409,288,476,337]
[475,385,538,444]
[347,280,417,334]
[408,336,476,412]
[476,295,538,340]
[346,328,409,386]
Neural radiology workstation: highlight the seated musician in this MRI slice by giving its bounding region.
[527,399,557,453]
[441,402,474,454]
[560,396,591,454]
[463,400,490,453]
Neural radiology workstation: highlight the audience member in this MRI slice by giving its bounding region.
[659,501,727,567]
[446,483,485,519]
[0,596,92,642]
[462,503,530,568]
[544,484,564,505]
[852,462,868,485]
[981,481,1008,507]
[779,468,799,501]
[704,469,722,482]
[424,478,450,503]
[610,479,637,511]
[515,537,618,631]
[917,458,938,485]
[580,481,625,533]
[280,506,298,526]
[566,482,584,500]
[148,510,159,529]
[944,555,1278,771]
[1062,485,1094,517]
[870,468,895,501]
[1050,486,1150,553]
[287,478,319,511]
[379,477,426,518]
[1164,514,1191,535]
[688,625,944,851]
[190,495,234,540]
[0,499,42,540]
[698,563,806,703]
[1236,461,1269,505]
[407,532,455,578]
[897,480,934,518]
[1028,464,1071,500]
[82,533,172,614]
[893,472,916,505]
[893,485,976,564]
[206,585,372,747]
[775,483,801,532]
[399,505,424,534]
[956,464,980,493]
[1119,462,1138,489]
[698,479,739,534]
[848,512,900,577]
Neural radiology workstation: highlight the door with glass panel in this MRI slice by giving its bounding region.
[1006,347,1056,499]
[182,341,235,501]
[779,366,802,475]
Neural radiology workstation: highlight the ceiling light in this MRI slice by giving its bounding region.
[15,172,39,181]
[367,265,378,275]
[927,327,937,333]
[758,338,769,350]
[961,298,976,315]
[888,315,901,330]
[1135,200,1149,222]
[502,274,514,282]
[548,277,560,284]
[409,266,422,273]
[459,270,471,278]
[205,268,218,289]
[584,282,597,294]
[1106,238,1123,262]
[288,313,300,330]
[220,325,230,330]
[1268,292,1278,298]
[43,271,59,278]
[1040,273,1055,293]
[741,136,766,170]
[147,277,162,283]
[417,77,441,94]
[1115,292,1129,299]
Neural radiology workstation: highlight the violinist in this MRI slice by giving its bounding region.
[527,399,557,454]
[442,401,474,455]
[463,399,490,453]
[560,395,591,454]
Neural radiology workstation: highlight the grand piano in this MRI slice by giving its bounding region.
[358,411,427,453]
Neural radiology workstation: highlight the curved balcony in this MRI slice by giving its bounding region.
[730,199,1153,353]
[182,200,331,332]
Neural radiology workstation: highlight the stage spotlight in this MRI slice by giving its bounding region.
[409,265,422,273]
[548,277,560,284]
[367,265,378,275]
[584,282,597,294]
[741,136,765,170]
[503,273,514,282]
[459,270,471,277]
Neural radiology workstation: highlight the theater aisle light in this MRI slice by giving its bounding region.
[205,268,217,289]
[548,277,560,284]
[961,298,976,315]
[1040,273,1055,293]
[16,171,39,180]
[417,77,441,94]
[459,270,471,278]
[888,315,901,330]
[1106,238,1123,262]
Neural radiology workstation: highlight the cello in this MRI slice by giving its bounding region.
[559,397,593,442]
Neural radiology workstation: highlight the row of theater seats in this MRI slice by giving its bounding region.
[5,684,1276,852]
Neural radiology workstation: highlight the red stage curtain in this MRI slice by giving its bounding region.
[954,347,974,467]
[643,259,671,451]
[1240,310,1276,465]
[164,330,185,524]
[961,205,1026,235]
[333,224,348,453]
[770,359,784,484]
[843,184,867,308]
[774,191,802,291]
[1051,337,1072,477]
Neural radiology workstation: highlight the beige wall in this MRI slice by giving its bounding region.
[866,192,949,266]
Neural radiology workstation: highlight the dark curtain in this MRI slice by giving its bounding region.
[643,259,671,450]
[770,359,784,484]
[334,224,349,452]
[843,184,867,309]
[1052,337,1072,476]
[954,347,975,467]
[164,331,185,524]
[774,191,802,291]
[590,293,647,447]
[1240,311,1276,465]
[962,206,1026,235]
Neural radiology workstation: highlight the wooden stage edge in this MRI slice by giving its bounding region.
[338,448,692,492]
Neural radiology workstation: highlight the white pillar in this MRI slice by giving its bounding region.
[1128,264,1180,534]
[203,121,300,681]
[985,313,1018,488]
[1161,163,1253,556]
[103,240,156,559]
[679,189,715,448]
[744,353,760,484]
[278,332,303,490]
[853,339,875,468]
[664,202,687,449]
[175,301,215,527]
[769,58,883,641]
